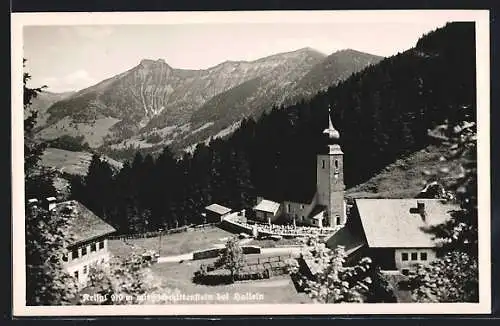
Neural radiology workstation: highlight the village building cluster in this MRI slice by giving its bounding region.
[28,107,458,289]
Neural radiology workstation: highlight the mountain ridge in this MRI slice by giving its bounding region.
[35,47,381,158]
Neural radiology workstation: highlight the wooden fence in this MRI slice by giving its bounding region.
[108,225,193,240]
[244,254,292,266]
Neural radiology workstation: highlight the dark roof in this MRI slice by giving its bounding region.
[308,205,326,220]
[54,200,116,246]
[326,226,366,255]
[205,203,232,215]
[355,199,458,248]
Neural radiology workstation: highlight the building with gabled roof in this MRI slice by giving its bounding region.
[253,199,281,224]
[332,198,459,273]
[203,203,233,223]
[52,200,116,285]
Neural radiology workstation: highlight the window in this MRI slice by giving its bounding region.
[62,254,68,262]
[81,246,87,256]
[287,204,290,212]
[401,253,408,261]
[83,265,87,274]
[401,269,409,276]
[74,271,79,279]
[411,252,418,261]
[420,252,428,261]
[300,204,304,209]
[72,248,79,260]
[335,160,339,169]
[98,241,104,250]
[336,216,341,225]
[90,243,96,252]
[322,160,325,169]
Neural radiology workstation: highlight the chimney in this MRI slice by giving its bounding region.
[27,198,39,208]
[417,200,426,222]
[44,197,57,211]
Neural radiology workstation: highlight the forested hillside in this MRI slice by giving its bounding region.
[71,22,476,234]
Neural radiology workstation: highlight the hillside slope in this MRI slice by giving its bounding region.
[40,147,123,176]
[25,90,74,128]
[345,144,466,199]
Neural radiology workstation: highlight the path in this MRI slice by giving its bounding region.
[156,246,302,264]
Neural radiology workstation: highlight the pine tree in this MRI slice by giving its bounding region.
[25,204,78,305]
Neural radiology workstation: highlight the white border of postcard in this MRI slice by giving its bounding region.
[11,10,491,316]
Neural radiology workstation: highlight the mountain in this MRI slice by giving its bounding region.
[290,49,383,100]
[25,90,74,127]
[36,47,380,157]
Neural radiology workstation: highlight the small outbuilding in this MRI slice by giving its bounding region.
[253,199,281,225]
[203,203,232,223]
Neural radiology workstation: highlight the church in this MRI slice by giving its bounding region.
[253,106,347,228]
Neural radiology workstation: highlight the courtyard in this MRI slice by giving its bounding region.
[149,253,311,304]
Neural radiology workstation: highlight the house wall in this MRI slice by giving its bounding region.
[394,248,436,271]
[282,200,313,225]
[255,209,280,223]
[64,238,111,286]
[205,211,222,223]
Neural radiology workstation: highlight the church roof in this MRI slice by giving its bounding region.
[254,199,281,214]
[53,200,116,247]
[323,105,340,141]
[308,205,326,220]
[355,198,458,248]
[205,203,232,215]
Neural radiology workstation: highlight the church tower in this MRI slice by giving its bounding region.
[316,105,346,227]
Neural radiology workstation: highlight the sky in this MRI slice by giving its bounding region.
[24,20,453,93]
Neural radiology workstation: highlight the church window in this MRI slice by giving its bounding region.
[287,204,290,212]
[336,216,341,225]
[322,160,325,169]
[335,160,339,169]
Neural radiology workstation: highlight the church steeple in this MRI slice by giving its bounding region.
[316,104,346,227]
[323,105,343,155]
